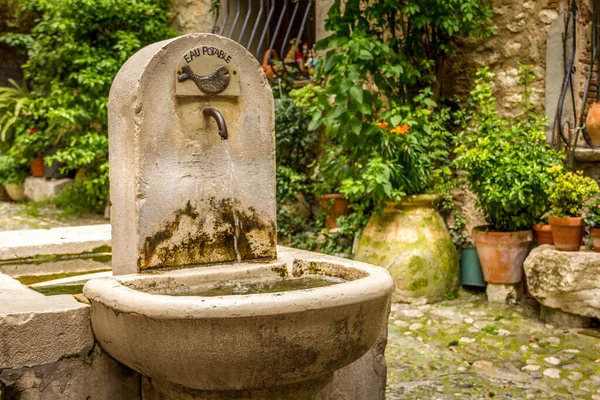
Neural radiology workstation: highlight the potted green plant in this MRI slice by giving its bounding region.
[454,65,563,284]
[450,211,486,287]
[0,155,28,201]
[585,196,600,252]
[546,165,598,251]
[532,220,554,246]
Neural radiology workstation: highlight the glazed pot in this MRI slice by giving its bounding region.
[460,247,486,288]
[586,102,600,145]
[472,228,533,284]
[30,157,44,177]
[590,227,600,252]
[319,194,350,229]
[548,215,583,251]
[4,183,26,201]
[532,224,554,246]
[355,195,459,303]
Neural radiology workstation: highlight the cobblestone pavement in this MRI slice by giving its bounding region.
[0,201,106,231]
[386,290,600,399]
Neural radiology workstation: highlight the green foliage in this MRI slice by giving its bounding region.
[0,79,29,143]
[454,66,563,232]
[1,0,176,212]
[0,155,28,184]
[314,0,492,205]
[546,165,598,218]
[481,324,499,335]
[448,211,471,248]
[585,196,600,228]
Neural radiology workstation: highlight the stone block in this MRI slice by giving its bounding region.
[0,274,94,369]
[540,305,590,328]
[23,177,72,202]
[524,246,600,320]
[486,282,523,304]
[0,345,140,399]
[0,224,111,261]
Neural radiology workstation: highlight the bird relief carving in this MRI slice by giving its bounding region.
[175,46,239,97]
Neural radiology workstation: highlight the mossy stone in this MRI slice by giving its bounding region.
[355,195,459,303]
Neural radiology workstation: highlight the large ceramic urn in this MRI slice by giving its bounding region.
[355,195,459,303]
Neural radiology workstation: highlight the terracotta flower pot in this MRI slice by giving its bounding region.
[319,194,350,229]
[548,215,583,251]
[532,224,554,246]
[586,102,600,145]
[30,157,44,177]
[472,228,533,284]
[591,228,600,253]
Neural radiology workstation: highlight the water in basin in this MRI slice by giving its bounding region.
[171,274,345,297]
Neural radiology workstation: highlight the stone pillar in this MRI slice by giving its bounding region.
[109,33,277,275]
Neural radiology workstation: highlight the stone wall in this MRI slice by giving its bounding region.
[445,0,563,116]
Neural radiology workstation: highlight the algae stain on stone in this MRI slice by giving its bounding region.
[138,198,276,270]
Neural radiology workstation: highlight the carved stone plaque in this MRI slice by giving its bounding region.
[176,45,240,97]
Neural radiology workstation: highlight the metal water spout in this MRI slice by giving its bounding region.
[203,107,228,140]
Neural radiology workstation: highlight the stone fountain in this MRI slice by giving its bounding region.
[83,33,393,399]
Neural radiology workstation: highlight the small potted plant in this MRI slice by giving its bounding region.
[450,211,486,287]
[454,65,563,284]
[585,196,600,252]
[532,220,554,246]
[546,165,599,251]
[0,155,28,201]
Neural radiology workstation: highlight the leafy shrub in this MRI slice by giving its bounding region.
[585,196,600,228]
[314,0,493,205]
[0,154,27,184]
[2,0,176,212]
[546,165,598,218]
[454,66,563,232]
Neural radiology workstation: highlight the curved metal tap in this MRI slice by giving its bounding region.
[202,108,228,140]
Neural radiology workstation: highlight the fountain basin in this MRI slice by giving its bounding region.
[83,247,393,393]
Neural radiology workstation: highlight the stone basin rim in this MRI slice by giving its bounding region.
[83,257,394,319]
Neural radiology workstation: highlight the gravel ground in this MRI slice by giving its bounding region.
[0,201,106,231]
[386,290,600,399]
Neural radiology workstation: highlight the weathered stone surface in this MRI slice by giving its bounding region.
[355,196,459,304]
[23,177,72,202]
[0,345,140,400]
[0,273,94,369]
[320,303,388,400]
[109,33,276,274]
[486,282,523,304]
[540,305,591,328]
[524,246,600,320]
[0,224,111,261]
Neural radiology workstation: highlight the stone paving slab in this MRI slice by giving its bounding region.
[386,291,600,399]
[0,224,111,261]
[0,273,94,369]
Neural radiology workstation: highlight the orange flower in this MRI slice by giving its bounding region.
[390,124,410,135]
[377,121,388,129]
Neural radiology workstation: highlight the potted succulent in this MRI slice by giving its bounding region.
[454,66,563,284]
[585,196,600,252]
[546,165,598,251]
[450,211,486,288]
[0,155,28,201]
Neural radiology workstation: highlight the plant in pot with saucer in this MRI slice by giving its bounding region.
[546,165,598,251]
[0,155,28,201]
[585,196,600,252]
[454,65,562,285]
